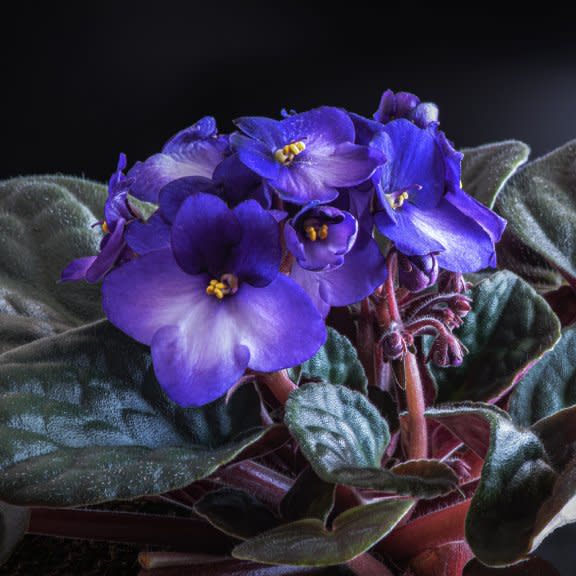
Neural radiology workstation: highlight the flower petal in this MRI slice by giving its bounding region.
[232,274,326,371]
[151,320,250,407]
[125,213,170,255]
[159,176,217,223]
[85,219,127,283]
[230,200,281,287]
[60,256,97,282]
[230,133,282,181]
[102,248,209,344]
[171,193,242,276]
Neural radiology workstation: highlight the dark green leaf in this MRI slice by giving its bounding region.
[428,403,557,567]
[194,489,280,540]
[280,467,335,523]
[286,384,457,498]
[0,176,106,354]
[461,140,530,207]
[495,140,576,279]
[288,328,368,394]
[0,502,29,566]
[0,321,266,506]
[434,271,561,403]
[233,497,413,566]
[367,388,399,434]
[509,326,576,426]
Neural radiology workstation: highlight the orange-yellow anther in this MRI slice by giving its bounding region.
[305,223,329,242]
[386,191,409,210]
[274,140,306,166]
[205,275,239,300]
[101,221,110,234]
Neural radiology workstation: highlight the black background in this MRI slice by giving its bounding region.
[2,4,576,573]
[2,5,576,183]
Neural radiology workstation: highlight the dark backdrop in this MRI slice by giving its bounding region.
[2,4,576,574]
[2,5,576,183]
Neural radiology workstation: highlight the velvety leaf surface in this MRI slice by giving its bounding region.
[288,328,368,394]
[495,140,576,279]
[279,467,335,523]
[286,384,457,498]
[509,326,576,426]
[0,176,106,354]
[434,271,561,403]
[0,321,265,506]
[428,403,558,567]
[232,497,413,566]
[194,489,280,539]
[0,502,30,566]
[461,140,530,207]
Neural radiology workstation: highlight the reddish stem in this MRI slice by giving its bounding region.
[384,251,401,323]
[28,508,234,552]
[259,370,297,405]
[403,351,428,460]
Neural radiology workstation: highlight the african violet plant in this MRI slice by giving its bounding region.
[1,89,575,576]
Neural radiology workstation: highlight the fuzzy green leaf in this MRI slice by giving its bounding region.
[233,497,413,566]
[0,503,29,566]
[461,140,530,207]
[0,321,265,506]
[435,271,561,403]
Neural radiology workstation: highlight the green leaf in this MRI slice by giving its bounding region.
[434,271,561,403]
[288,327,368,394]
[285,383,457,498]
[495,140,576,279]
[427,403,557,567]
[0,502,29,566]
[0,321,266,507]
[233,497,413,566]
[509,326,576,426]
[461,140,530,207]
[279,467,335,524]
[0,176,106,354]
[194,489,280,540]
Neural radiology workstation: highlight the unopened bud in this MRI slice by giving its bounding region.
[381,326,408,361]
[438,271,470,294]
[427,335,467,368]
[451,295,472,317]
[398,253,439,293]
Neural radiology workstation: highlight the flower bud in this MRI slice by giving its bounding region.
[450,295,472,317]
[380,326,409,361]
[437,271,470,294]
[427,335,467,367]
[398,253,439,293]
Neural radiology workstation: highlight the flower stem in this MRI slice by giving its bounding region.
[384,251,401,324]
[404,350,428,460]
[259,369,297,405]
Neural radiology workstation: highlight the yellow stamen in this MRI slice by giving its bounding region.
[305,225,318,242]
[274,140,306,166]
[206,274,239,300]
[386,191,409,210]
[319,224,329,240]
[102,221,110,234]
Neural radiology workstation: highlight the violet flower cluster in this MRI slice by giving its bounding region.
[63,90,506,407]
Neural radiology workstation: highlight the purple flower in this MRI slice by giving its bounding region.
[61,154,136,283]
[284,204,358,272]
[288,190,387,317]
[398,253,439,293]
[102,193,326,407]
[128,116,229,204]
[231,107,385,205]
[374,89,439,129]
[372,119,506,273]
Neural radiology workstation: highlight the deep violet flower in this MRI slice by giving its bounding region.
[372,119,506,272]
[61,154,135,283]
[284,204,358,272]
[102,193,326,407]
[374,89,439,129]
[128,116,229,204]
[231,107,385,205]
[288,190,387,318]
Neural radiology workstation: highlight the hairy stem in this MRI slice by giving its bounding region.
[403,350,428,460]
